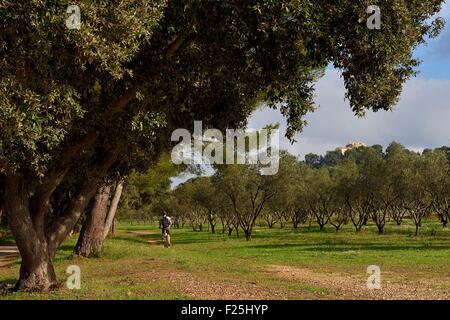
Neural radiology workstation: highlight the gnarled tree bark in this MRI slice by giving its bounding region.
[75,185,111,257]
[103,179,124,240]
[4,175,57,292]
[75,177,124,257]
[3,149,118,291]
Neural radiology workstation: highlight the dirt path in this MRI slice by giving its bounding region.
[265,265,450,300]
[169,264,450,300]
[0,246,19,268]
[124,230,162,245]
[89,257,293,299]
[166,271,289,300]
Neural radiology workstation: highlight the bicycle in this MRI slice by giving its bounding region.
[163,229,171,248]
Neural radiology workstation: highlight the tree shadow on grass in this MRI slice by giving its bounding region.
[0,236,16,246]
[58,244,74,252]
[111,234,163,245]
[0,278,17,297]
[112,231,231,246]
[239,241,450,252]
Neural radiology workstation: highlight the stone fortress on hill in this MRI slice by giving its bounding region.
[336,141,367,155]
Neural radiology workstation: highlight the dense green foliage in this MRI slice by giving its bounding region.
[1,0,445,177]
[119,154,182,221]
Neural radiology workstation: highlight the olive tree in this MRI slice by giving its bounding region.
[215,164,278,240]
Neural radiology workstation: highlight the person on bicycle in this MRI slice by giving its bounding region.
[161,212,172,241]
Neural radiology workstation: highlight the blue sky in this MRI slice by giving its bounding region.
[416,1,450,79]
[249,1,450,158]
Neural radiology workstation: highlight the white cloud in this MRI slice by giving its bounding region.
[248,71,450,159]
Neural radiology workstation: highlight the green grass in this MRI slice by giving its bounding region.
[1,220,450,299]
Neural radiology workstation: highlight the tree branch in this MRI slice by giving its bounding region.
[35,29,193,207]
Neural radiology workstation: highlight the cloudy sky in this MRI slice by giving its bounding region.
[249,2,450,159]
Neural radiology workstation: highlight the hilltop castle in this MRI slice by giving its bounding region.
[336,141,367,155]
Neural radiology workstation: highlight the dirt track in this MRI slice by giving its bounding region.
[0,246,19,268]
[264,265,450,300]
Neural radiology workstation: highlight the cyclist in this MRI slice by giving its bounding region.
[160,212,172,247]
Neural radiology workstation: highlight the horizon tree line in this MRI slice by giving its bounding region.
[152,142,450,238]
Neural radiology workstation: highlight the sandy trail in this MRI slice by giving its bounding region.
[123,230,163,245]
[264,264,450,300]
[169,264,450,300]
[0,246,19,268]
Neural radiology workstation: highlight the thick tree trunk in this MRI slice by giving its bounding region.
[4,176,58,291]
[102,179,124,239]
[75,185,111,257]
[46,149,119,257]
[3,147,117,292]
[15,246,57,292]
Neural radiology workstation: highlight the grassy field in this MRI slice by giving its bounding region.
[1,220,450,300]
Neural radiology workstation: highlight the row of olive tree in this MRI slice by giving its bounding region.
[165,163,282,240]
[298,143,450,236]
[166,143,450,237]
